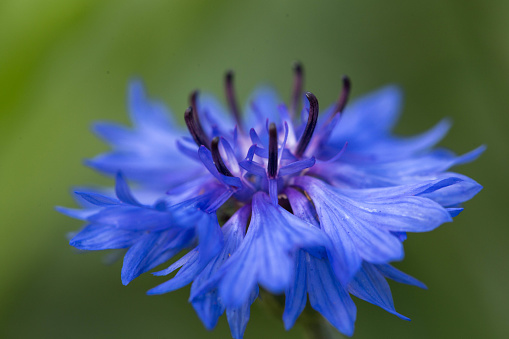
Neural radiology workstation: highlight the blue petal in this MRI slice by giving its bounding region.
[418,174,483,207]
[417,177,463,195]
[220,137,241,175]
[295,176,406,284]
[196,212,224,264]
[215,192,328,308]
[327,85,403,143]
[338,195,451,233]
[226,287,258,339]
[239,159,267,177]
[153,249,198,276]
[115,172,142,206]
[244,86,282,129]
[360,118,452,160]
[337,177,461,200]
[168,190,229,226]
[205,188,236,213]
[450,145,486,167]
[249,128,264,147]
[191,290,225,330]
[197,92,234,134]
[285,187,326,259]
[69,224,137,250]
[147,250,202,294]
[74,192,120,206]
[198,146,242,188]
[303,176,453,233]
[285,188,319,228]
[70,187,115,208]
[189,205,252,298]
[128,80,174,131]
[447,207,464,217]
[88,205,174,231]
[92,122,136,149]
[315,144,484,190]
[121,229,191,285]
[189,206,252,330]
[391,231,407,242]
[348,262,410,321]
[56,206,98,220]
[86,81,199,189]
[176,138,201,161]
[86,154,199,189]
[306,253,357,336]
[371,145,482,179]
[278,157,316,177]
[375,264,427,289]
[150,205,250,299]
[283,250,307,330]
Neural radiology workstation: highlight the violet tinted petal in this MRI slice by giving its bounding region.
[375,264,427,289]
[69,224,137,250]
[306,253,356,336]
[348,262,410,321]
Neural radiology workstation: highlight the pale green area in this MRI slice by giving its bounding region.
[0,0,508,338]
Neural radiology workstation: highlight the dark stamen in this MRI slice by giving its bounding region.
[295,92,319,158]
[187,91,210,149]
[211,137,234,177]
[290,62,304,117]
[189,91,202,126]
[190,90,198,112]
[225,71,243,129]
[327,75,351,122]
[184,106,210,149]
[268,123,278,178]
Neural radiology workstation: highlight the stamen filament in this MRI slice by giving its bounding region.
[225,71,243,130]
[327,75,351,123]
[295,92,319,158]
[211,137,234,177]
[189,91,210,142]
[290,62,304,117]
[267,123,278,179]
[184,105,210,149]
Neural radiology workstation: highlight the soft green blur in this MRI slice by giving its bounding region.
[0,0,507,338]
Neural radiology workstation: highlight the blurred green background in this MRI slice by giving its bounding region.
[1,0,507,338]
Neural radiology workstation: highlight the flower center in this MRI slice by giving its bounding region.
[183,66,353,209]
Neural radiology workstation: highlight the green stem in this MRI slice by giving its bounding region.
[303,319,339,339]
[256,289,342,339]
[302,318,342,339]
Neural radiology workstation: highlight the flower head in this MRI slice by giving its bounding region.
[60,64,483,338]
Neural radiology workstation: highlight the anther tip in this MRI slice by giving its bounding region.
[225,70,234,81]
[190,90,198,105]
[211,136,220,147]
[269,122,277,133]
[305,92,318,106]
[305,91,316,100]
[293,61,303,73]
[342,75,351,89]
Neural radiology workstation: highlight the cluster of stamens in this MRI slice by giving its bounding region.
[184,64,352,199]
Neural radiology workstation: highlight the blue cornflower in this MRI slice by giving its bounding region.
[60,64,483,338]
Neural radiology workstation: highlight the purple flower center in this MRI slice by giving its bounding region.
[181,66,354,209]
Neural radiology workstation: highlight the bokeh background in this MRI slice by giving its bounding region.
[1,0,507,338]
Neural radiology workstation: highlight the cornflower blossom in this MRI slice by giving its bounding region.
[59,64,483,338]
